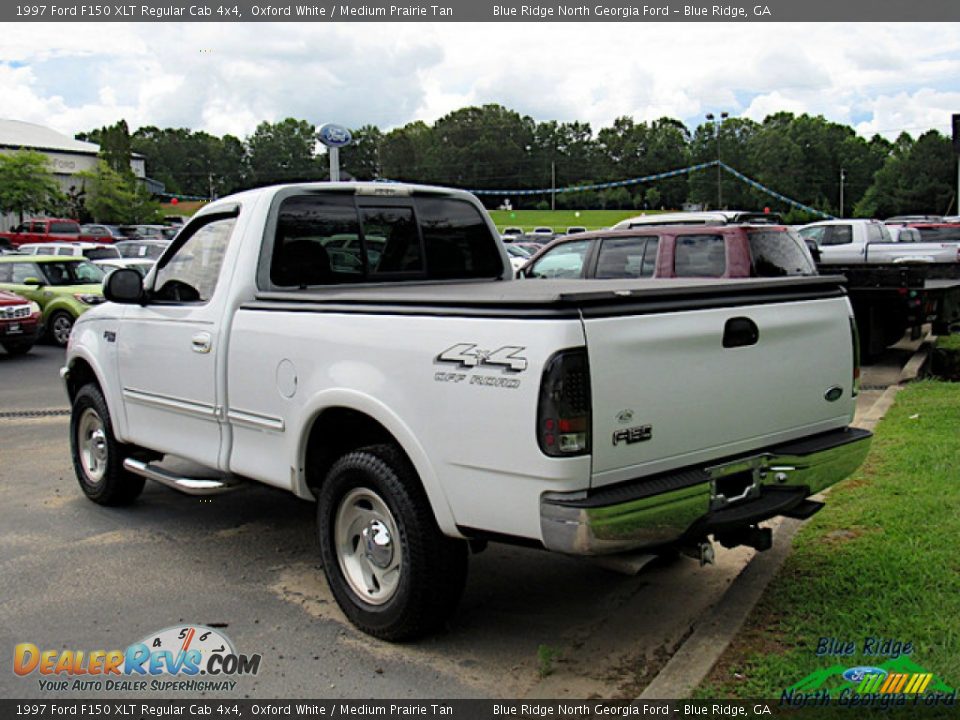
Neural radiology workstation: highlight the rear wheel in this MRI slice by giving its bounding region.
[49,310,75,347]
[316,444,468,641]
[70,384,145,505]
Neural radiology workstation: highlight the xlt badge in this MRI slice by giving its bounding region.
[613,425,653,446]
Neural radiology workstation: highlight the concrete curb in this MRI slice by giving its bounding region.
[636,337,933,701]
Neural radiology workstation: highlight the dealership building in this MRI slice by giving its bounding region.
[0,119,150,230]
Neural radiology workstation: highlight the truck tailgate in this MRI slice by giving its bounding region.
[585,294,856,487]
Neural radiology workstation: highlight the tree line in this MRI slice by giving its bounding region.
[1,105,957,225]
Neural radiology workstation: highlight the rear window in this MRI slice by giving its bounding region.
[269,194,502,287]
[915,226,960,243]
[674,235,726,277]
[50,222,79,234]
[747,230,816,277]
[595,236,659,279]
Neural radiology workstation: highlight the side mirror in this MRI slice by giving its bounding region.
[104,268,145,304]
[23,277,43,287]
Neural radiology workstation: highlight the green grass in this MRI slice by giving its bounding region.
[698,380,960,699]
[488,209,667,232]
[936,333,960,352]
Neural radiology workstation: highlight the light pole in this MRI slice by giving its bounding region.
[839,168,846,218]
[705,112,728,209]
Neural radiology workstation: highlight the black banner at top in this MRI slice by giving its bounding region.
[4,0,960,22]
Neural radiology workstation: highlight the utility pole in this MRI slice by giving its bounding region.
[705,112,728,208]
[839,168,846,218]
[551,161,556,211]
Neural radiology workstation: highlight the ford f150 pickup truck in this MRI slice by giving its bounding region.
[63,182,872,640]
[799,219,960,265]
[0,218,91,247]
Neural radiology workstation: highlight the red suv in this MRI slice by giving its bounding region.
[519,225,817,279]
[0,290,42,355]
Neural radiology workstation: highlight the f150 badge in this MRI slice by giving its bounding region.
[613,425,653,445]
[434,343,527,390]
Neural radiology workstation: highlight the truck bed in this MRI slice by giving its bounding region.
[250,276,848,316]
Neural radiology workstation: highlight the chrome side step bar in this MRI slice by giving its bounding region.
[123,458,245,496]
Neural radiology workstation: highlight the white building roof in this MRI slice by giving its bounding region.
[0,119,100,156]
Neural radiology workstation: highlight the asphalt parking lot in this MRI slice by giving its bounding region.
[0,342,916,700]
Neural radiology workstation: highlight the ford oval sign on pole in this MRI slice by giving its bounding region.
[319,124,352,182]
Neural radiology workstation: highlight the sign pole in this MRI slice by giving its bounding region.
[318,123,352,182]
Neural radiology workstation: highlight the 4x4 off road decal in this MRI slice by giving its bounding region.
[435,344,528,372]
[434,343,527,389]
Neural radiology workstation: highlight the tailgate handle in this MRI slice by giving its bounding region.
[723,317,759,348]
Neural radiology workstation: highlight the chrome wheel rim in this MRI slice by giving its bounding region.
[52,314,73,345]
[334,488,401,605]
[77,407,108,485]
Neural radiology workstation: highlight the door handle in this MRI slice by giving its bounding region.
[191,332,212,354]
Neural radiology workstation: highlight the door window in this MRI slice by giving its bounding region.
[153,217,236,303]
[821,225,853,246]
[526,240,592,278]
[674,235,726,277]
[595,236,659,278]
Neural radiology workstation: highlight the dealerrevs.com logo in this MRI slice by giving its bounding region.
[14,624,261,692]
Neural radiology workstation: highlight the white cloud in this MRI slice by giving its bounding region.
[0,22,958,141]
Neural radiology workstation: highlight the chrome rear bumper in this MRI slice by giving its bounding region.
[540,427,872,555]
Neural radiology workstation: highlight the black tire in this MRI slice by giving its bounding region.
[2,341,34,356]
[70,384,145,506]
[316,444,468,641]
[48,310,75,347]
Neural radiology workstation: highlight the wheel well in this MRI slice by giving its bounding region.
[304,408,399,494]
[65,358,99,403]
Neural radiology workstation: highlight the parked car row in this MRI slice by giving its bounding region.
[0,251,157,354]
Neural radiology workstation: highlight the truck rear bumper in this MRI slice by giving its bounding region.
[539,427,872,555]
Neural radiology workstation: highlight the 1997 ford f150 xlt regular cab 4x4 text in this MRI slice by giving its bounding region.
[62,182,871,640]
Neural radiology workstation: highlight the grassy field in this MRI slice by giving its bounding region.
[488,209,663,232]
[159,204,651,232]
[698,379,960,699]
[159,200,207,217]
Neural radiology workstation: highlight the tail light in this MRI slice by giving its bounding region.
[537,348,591,456]
[849,315,861,398]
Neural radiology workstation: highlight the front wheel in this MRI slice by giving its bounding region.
[70,384,145,505]
[317,444,468,641]
[48,310,75,347]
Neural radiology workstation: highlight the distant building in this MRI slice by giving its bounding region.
[0,119,151,229]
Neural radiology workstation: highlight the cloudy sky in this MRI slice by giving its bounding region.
[1,22,959,141]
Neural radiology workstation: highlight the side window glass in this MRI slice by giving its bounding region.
[596,236,658,279]
[674,235,726,277]
[866,223,884,244]
[12,263,38,283]
[822,225,853,246]
[153,217,236,303]
[528,240,592,279]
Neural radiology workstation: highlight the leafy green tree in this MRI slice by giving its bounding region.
[247,118,322,186]
[79,160,161,224]
[338,125,383,181]
[855,131,957,218]
[0,149,64,224]
[380,121,435,183]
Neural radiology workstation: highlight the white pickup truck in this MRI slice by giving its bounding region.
[799,219,960,264]
[63,182,871,640]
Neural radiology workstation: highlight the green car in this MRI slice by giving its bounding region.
[0,255,106,346]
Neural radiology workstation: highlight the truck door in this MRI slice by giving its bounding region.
[814,224,857,264]
[115,211,238,469]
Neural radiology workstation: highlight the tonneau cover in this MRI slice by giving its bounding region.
[250,276,846,314]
